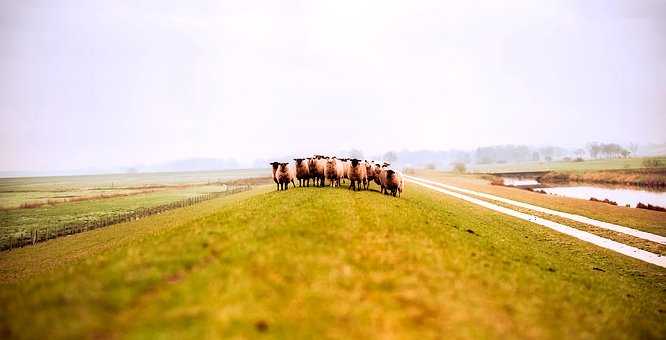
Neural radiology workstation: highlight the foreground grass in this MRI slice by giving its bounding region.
[0,184,664,339]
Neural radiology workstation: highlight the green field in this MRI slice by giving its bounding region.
[1,184,664,339]
[467,157,666,173]
[0,169,270,248]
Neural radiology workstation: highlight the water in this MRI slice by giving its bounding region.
[538,185,666,208]
[502,177,540,186]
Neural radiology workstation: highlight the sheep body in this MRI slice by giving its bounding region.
[294,158,310,187]
[270,162,280,191]
[348,159,367,191]
[384,169,404,197]
[324,157,343,187]
[276,163,296,190]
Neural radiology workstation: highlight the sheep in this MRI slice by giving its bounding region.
[294,158,310,187]
[348,158,367,191]
[307,157,320,187]
[364,160,375,190]
[270,162,280,191]
[373,163,396,194]
[335,158,345,185]
[276,162,296,190]
[324,157,343,187]
[384,169,404,197]
[315,155,327,187]
[373,163,383,187]
[340,158,350,183]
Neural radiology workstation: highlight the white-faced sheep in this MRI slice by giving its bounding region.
[348,159,367,191]
[276,162,295,190]
[294,158,310,187]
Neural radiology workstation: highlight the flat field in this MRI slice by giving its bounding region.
[1,183,664,339]
[0,169,270,248]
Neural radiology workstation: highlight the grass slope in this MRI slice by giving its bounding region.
[414,170,666,236]
[0,184,664,339]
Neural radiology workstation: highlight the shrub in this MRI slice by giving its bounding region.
[452,162,466,174]
[642,158,665,168]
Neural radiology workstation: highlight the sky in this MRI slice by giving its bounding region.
[1,0,665,172]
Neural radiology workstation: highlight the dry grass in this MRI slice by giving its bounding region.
[12,189,159,210]
[413,170,666,236]
[540,168,666,187]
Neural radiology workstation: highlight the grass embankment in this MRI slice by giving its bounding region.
[468,157,666,173]
[413,170,666,237]
[1,184,664,339]
[539,168,666,187]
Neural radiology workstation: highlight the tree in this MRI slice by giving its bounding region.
[587,142,601,159]
[574,148,585,158]
[383,151,398,163]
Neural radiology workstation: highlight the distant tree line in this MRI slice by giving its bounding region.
[286,142,644,172]
[586,142,630,159]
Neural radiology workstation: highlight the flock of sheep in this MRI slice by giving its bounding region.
[270,155,405,197]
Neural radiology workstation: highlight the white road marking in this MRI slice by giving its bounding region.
[405,177,666,269]
[405,175,666,245]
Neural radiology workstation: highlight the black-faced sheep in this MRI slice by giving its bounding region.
[348,159,367,191]
[294,158,310,187]
[315,156,327,187]
[364,160,375,190]
[276,162,295,190]
[384,169,404,197]
[270,162,280,191]
[324,157,343,187]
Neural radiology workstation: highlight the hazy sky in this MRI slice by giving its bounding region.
[1,0,665,172]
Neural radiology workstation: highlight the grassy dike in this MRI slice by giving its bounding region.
[0,184,664,339]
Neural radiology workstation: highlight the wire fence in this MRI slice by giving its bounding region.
[1,184,252,252]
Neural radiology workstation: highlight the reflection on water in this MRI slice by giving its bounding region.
[539,185,666,208]
[502,177,540,186]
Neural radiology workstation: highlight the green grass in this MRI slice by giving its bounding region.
[0,185,236,245]
[468,157,666,173]
[0,169,269,192]
[0,169,270,247]
[0,184,664,339]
